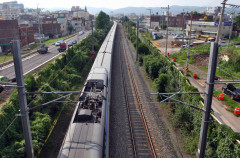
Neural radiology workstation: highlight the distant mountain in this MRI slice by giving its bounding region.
[97,6,240,16]
[108,6,208,15]
[45,5,240,16]
[87,7,113,15]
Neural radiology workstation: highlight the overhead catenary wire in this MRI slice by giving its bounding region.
[0,116,18,140]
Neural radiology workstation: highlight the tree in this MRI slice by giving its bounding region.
[138,43,150,55]
[95,11,111,30]
[236,13,240,27]
[121,16,129,23]
[68,24,73,34]
[160,23,167,29]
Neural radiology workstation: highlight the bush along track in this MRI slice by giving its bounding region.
[124,21,240,157]
[0,18,112,157]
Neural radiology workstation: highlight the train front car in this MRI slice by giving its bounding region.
[58,22,117,158]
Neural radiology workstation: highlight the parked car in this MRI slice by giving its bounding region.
[68,42,73,47]
[55,42,61,46]
[79,31,84,35]
[0,76,9,82]
[72,40,77,44]
[222,84,240,100]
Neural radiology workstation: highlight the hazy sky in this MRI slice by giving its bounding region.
[1,0,240,10]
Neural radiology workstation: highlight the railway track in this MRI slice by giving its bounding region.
[119,25,157,158]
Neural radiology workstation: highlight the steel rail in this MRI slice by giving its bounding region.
[121,27,157,158]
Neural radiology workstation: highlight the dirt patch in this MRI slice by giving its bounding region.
[0,87,15,110]
[194,53,209,66]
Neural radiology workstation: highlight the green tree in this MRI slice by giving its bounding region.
[95,11,110,30]
[236,13,240,27]
[155,74,169,93]
[68,24,73,34]
[138,43,150,55]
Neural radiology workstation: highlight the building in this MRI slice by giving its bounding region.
[185,20,232,39]
[33,23,62,38]
[0,1,24,20]
[150,15,166,28]
[19,27,34,47]
[206,6,222,15]
[0,20,19,53]
[57,17,68,35]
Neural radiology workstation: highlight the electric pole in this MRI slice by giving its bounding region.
[37,4,41,44]
[136,17,139,62]
[12,40,34,158]
[128,21,129,39]
[182,10,186,43]
[185,12,193,73]
[147,9,152,42]
[161,5,169,56]
[147,8,152,28]
[215,0,228,43]
[197,42,219,158]
[91,20,94,53]
[228,13,234,49]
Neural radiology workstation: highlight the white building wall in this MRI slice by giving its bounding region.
[186,21,232,39]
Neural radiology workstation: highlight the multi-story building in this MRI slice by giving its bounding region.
[185,20,232,39]
[0,20,19,53]
[0,19,34,53]
[33,23,62,38]
[206,6,222,15]
[150,14,213,28]
[0,1,24,20]
[19,27,34,47]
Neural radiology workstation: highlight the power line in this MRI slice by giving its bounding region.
[0,116,18,140]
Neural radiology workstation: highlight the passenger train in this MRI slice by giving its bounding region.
[58,22,117,158]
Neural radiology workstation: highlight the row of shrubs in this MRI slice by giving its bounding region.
[0,18,112,157]
[124,21,240,157]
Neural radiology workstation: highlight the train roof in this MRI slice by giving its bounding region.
[58,123,104,158]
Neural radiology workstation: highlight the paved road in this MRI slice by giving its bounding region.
[0,31,90,79]
[155,41,240,134]
[188,77,240,134]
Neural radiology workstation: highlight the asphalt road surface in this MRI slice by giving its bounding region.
[0,31,90,79]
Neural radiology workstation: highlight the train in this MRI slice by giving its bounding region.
[58,21,117,158]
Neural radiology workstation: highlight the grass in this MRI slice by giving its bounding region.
[214,89,240,114]
[43,34,72,46]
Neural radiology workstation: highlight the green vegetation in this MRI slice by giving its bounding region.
[42,34,72,46]
[67,24,73,34]
[236,13,240,27]
[0,12,112,157]
[124,21,240,157]
[95,11,111,32]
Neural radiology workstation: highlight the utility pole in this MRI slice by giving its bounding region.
[128,21,129,39]
[161,5,170,56]
[182,10,186,43]
[12,40,34,158]
[147,9,152,28]
[91,20,94,53]
[185,12,193,73]
[197,42,219,158]
[147,9,152,42]
[37,5,42,44]
[136,17,139,61]
[215,0,228,43]
[228,13,234,49]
